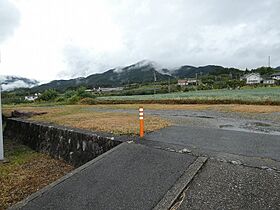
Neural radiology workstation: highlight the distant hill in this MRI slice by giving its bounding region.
[0,75,39,91]
[32,60,173,92]
[170,65,242,78]
[29,62,280,92]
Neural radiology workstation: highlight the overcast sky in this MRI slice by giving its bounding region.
[0,0,280,82]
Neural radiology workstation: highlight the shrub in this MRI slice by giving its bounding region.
[55,97,65,102]
[79,97,97,105]
[67,95,80,104]
[76,87,96,98]
[64,90,76,98]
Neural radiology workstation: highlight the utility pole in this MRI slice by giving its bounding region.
[168,78,171,93]
[268,56,271,68]
[0,50,4,161]
[153,70,157,95]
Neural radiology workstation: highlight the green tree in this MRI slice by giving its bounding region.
[76,86,95,98]
[64,90,76,98]
[39,89,58,101]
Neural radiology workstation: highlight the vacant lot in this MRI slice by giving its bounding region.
[98,87,280,105]
[4,104,280,135]
[3,105,171,135]
[0,140,73,210]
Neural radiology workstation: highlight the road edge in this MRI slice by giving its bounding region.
[153,156,208,210]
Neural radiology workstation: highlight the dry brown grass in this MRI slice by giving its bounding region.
[33,111,169,135]
[0,141,73,210]
[3,105,171,135]
[92,104,216,111]
[213,104,280,113]
[93,104,280,113]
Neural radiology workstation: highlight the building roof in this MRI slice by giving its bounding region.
[271,72,280,77]
[243,73,261,78]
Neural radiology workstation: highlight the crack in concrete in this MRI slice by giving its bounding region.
[141,142,280,174]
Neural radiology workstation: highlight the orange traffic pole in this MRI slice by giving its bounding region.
[139,107,144,138]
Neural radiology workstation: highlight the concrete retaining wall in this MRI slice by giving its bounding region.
[4,118,122,167]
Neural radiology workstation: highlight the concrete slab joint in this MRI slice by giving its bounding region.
[154,156,208,210]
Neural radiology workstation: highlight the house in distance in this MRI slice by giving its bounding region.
[241,73,262,85]
[178,79,198,86]
[240,72,280,85]
[271,72,280,81]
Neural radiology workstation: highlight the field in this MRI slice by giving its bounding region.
[98,87,280,105]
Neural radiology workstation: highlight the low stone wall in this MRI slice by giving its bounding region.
[4,118,122,167]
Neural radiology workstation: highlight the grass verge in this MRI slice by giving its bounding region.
[0,140,73,210]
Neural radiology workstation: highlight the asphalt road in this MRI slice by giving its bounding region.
[145,125,280,161]
[178,160,280,210]
[17,143,195,210]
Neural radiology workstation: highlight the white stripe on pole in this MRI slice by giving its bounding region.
[139,113,144,116]
[139,108,144,112]
[139,117,144,120]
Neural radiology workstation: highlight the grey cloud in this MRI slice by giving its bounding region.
[0,0,20,43]
[59,46,111,79]
[62,0,280,78]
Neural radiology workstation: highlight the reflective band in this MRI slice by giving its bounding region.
[139,117,144,120]
[139,108,144,112]
[139,113,144,116]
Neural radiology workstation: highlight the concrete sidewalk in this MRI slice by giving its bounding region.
[12,143,197,210]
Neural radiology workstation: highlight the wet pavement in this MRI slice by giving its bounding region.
[177,160,280,210]
[145,125,280,161]
[83,107,280,135]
